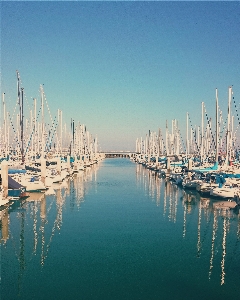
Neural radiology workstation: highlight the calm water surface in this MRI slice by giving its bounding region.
[1,158,240,300]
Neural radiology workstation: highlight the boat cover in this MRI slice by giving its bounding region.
[8,176,24,189]
[25,165,41,172]
[8,169,26,174]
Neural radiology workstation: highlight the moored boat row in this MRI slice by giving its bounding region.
[0,72,105,206]
[132,86,240,206]
[0,153,105,207]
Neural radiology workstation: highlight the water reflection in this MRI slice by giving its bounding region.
[136,164,180,222]
[1,160,239,298]
[136,163,240,286]
[0,164,100,295]
[0,208,9,244]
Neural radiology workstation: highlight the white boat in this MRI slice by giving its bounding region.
[196,181,218,195]
[46,168,62,184]
[182,178,202,189]
[11,173,47,192]
[210,185,240,199]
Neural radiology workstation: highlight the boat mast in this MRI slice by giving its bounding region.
[201,102,204,163]
[21,87,24,163]
[225,86,232,165]
[2,93,7,156]
[30,109,33,160]
[60,110,63,156]
[231,115,234,160]
[57,109,60,155]
[166,120,169,156]
[17,71,21,161]
[34,98,37,159]
[40,85,44,158]
[215,89,219,163]
[72,119,75,155]
[16,70,24,163]
[186,113,189,158]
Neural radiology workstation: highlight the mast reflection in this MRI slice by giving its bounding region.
[0,208,9,244]
[136,164,180,222]
[135,163,239,286]
[1,163,99,295]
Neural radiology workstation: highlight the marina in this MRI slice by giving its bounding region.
[0,70,239,300]
[1,2,240,299]
[1,158,240,299]
[0,73,240,300]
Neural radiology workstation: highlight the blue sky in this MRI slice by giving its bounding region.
[1,1,239,151]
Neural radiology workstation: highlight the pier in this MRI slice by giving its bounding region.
[101,151,136,158]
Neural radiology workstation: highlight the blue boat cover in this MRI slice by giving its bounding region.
[8,169,26,174]
[8,176,24,189]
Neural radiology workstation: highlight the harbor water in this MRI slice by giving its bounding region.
[1,158,240,300]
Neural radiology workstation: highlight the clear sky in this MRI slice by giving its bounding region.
[1,1,239,151]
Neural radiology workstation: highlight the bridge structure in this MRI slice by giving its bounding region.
[100,151,137,158]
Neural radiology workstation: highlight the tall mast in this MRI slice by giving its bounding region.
[171,119,174,155]
[17,71,21,160]
[40,85,44,157]
[166,120,169,156]
[17,70,20,105]
[30,109,33,159]
[231,115,234,159]
[225,86,232,164]
[201,102,204,163]
[197,126,200,151]
[186,113,189,158]
[70,118,72,156]
[158,128,161,155]
[57,109,60,154]
[21,88,24,163]
[190,124,192,155]
[175,120,179,156]
[2,93,7,155]
[215,89,219,162]
[60,110,63,156]
[34,98,37,159]
[72,119,75,155]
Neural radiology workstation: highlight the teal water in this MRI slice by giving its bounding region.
[1,158,240,300]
